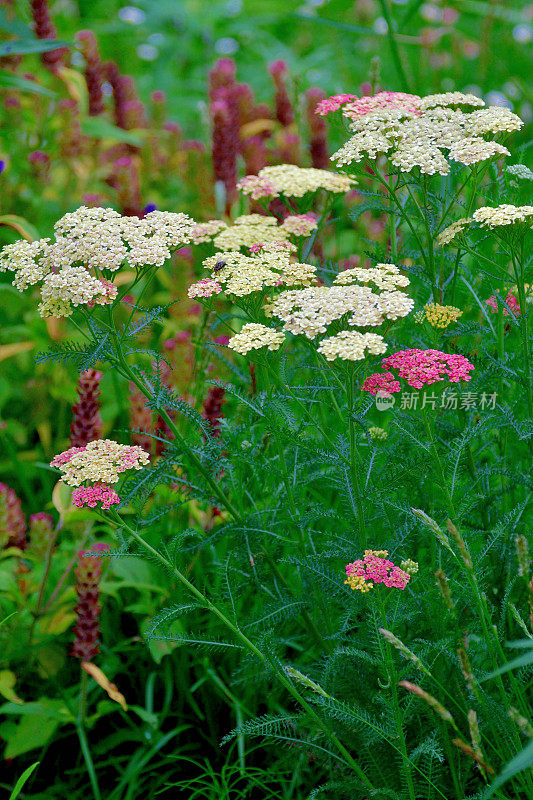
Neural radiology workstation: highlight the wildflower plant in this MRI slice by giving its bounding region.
[1,77,532,800]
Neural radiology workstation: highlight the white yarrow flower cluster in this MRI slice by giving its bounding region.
[436,218,470,246]
[472,204,533,228]
[334,263,410,291]
[332,93,521,175]
[317,330,387,361]
[0,239,51,291]
[271,283,413,339]
[51,439,150,487]
[202,250,317,296]
[448,138,510,165]
[237,164,355,198]
[0,206,195,317]
[213,214,316,251]
[228,323,285,355]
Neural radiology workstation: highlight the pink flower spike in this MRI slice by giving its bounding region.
[72,485,120,511]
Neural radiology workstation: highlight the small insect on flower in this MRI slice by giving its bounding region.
[213,260,227,273]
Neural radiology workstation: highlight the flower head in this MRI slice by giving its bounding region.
[361,371,401,396]
[187,278,223,298]
[436,219,470,246]
[51,439,150,487]
[201,250,317,297]
[345,550,412,592]
[72,542,110,661]
[238,164,355,198]
[228,323,285,355]
[472,204,533,228]
[380,348,475,389]
[486,291,520,316]
[0,483,26,550]
[418,302,463,328]
[0,206,195,318]
[317,330,387,361]
[271,282,413,339]
[331,92,520,176]
[72,485,121,510]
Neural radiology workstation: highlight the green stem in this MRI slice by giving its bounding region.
[378,602,416,800]
[347,369,366,548]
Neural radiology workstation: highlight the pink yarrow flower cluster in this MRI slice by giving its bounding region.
[345,550,411,593]
[361,371,401,396]
[315,93,361,115]
[362,349,475,394]
[382,349,475,388]
[486,292,520,317]
[316,91,422,118]
[72,485,120,510]
[187,278,223,299]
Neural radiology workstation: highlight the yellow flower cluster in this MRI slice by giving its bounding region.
[368,426,388,441]
[344,573,373,592]
[417,302,463,328]
[400,559,419,575]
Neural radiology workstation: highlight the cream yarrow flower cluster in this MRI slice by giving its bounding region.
[212,214,317,251]
[271,283,413,339]
[0,206,194,317]
[237,164,355,198]
[334,263,410,291]
[438,205,533,248]
[202,250,317,297]
[190,219,228,244]
[51,439,150,487]
[228,323,285,355]
[436,218,470,246]
[317,330,387,361]
[331,92,521,175]
[472,204,533,228]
